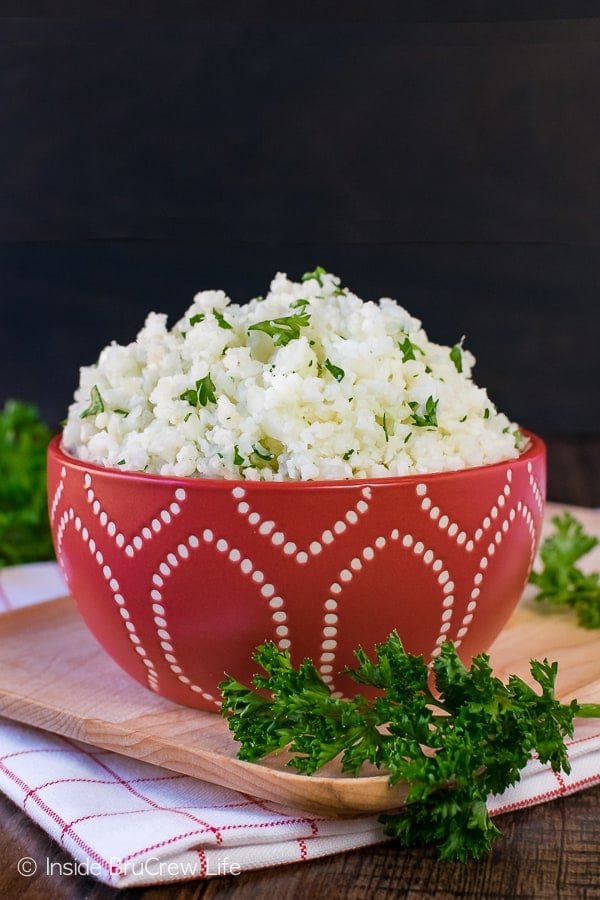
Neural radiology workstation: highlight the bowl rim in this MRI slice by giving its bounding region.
[48,430,545,491]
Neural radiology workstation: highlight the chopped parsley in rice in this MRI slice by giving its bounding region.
[62,267,525,480]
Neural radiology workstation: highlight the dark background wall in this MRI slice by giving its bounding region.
[1,3,599,436]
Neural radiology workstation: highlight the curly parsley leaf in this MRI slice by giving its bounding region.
[248,312,311,347]
[0,400,55,566]
[220,632,600,861]
[529,511,600,628]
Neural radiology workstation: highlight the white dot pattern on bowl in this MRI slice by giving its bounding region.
[314,469,539,680]
[200,529,290,650]
[82,472,187,558]
[146,534,222,705]
[78,476,375,701]
[232,485,373,564]
[54,502,161,691]
[49,465,67,522]
[319,528,453,690]
[450,500,537,649]
[528,461,544,513]
[416,471,515,556]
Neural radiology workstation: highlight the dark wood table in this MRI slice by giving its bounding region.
[1,435,599,900]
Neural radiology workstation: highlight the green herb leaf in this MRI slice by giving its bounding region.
[220,632,598,861]
[301,266,328,286]
[213,308,232,329]
[179,374,217,409]
[179,388,199,406]
[376,412,390,442]
[408,395,439,428]
[324,358,345,382]
[529,512,600,628]
[398,335,424,363]
[248,313,311,347]
[0,400,55,566]
[450,336,465,373]
[189,313,206,327]
[252,443,275,461]
[300,267,344,295]
[80,385,105,419]
[198,374,217,407]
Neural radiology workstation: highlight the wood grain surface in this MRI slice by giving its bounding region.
[0,598,409,817]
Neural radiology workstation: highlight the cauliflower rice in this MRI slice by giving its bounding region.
[63,268,525,481]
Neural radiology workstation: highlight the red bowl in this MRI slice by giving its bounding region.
[47,432,546,711]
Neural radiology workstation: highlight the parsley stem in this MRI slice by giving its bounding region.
[575,703,600,718]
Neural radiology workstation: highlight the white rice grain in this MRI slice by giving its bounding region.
[63,269,524,480]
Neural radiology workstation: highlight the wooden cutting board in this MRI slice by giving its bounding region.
[0,503,599,818]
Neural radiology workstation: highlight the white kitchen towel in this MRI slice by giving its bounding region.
[1,561,600,888]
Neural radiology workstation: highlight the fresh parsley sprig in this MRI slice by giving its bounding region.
[220,632,600,861]
[529,511,600,628]
[0,400,55,566]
